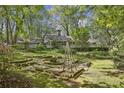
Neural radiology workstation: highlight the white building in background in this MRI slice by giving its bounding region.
[44,24,75,48]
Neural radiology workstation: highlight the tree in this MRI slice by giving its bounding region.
[51,6,87,36]
[0,6,44,44]
[92,6,124,50]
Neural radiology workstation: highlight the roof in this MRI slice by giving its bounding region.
[55,25,62,31]
[87,38,97,44]
[17,38,40,44]
[44,34,74,43]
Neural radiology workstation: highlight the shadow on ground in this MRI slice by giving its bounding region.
[81,80,111,88]
[100,70,124,77]
[0,70,32,88]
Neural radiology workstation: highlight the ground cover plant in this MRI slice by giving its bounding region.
[0,5,124,88]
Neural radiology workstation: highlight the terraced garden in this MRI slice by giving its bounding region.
[1,49,124,88]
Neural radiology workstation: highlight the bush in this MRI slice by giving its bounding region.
[73,47,109,52]
[56,48,76,54]
[83,51,112,59]
[26,44,46,52]
[94,55,112,59]
[36,44,46,51]
[56,49,65,54]
[113,52,124,69]
[11,44,25,50]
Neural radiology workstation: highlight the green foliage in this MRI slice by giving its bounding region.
[71,27,89,47]
[113,52,124,70]
[51,6,87,36]
[11,44,24,50]
[31,72,68,88]
[36,44,46,50]
[0,70,32,88]
[93,6,124,50]
[1,6,124,88]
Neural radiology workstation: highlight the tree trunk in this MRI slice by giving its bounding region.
[9,21,14,44]
[6,17,10,44]
[66,25,69,36]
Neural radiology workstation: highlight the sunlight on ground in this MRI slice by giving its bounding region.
[91,59,114,69]
[76,59,123,87]
[17,51,124,87]
[1,50,124,88]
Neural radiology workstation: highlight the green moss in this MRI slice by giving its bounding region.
[30,72,69,88]
[91,59,114,69]
[1,49,124,88]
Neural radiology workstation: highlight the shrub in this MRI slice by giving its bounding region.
[56,48,76,54]
[11,44,24,50]
[72,47,109,52]
[113,53,124,70]
[36,44,46,51]
[83,51,112,59]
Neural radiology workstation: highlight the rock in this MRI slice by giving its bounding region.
[42,56,53,58]
[73,59,89,64]
[86,62,92,68]
[44,61,51,64]
[24,66,35,72]
[34,64,49,69]
[57,56,63,59]
[35,67,43,72]
[50,57,57,62]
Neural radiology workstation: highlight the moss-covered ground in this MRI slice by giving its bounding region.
[0,49,124,88]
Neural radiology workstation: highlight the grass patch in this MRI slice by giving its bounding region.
[1,48,124,88]
[76,59,124,87]
[91,59,114,69]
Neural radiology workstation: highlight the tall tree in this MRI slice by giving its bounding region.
[92,6,124,50]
